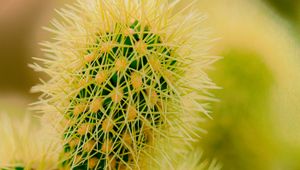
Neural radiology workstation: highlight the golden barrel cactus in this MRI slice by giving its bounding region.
[31,0,217,169]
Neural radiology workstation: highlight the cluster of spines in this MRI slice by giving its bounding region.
[62,20,179,169]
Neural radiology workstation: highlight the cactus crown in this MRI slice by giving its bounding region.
[31,0,217,169]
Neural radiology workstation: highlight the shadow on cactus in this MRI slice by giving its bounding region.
[30,0,218,169]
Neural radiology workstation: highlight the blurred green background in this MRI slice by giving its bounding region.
[0,0,300,169]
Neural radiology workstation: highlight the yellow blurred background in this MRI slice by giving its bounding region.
[0,0,300,169]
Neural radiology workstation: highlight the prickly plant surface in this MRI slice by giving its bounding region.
[63,20,179,169]
[31,0,217,169]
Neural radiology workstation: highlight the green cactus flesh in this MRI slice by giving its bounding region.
[15,168,24,170]
[62,20,177,169]
[1,167,25,170]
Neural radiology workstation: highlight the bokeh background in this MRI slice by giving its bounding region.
[0,0,300,169]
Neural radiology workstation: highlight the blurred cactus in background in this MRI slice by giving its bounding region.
[202,50,276,170]
[194,0,300,169]
[30,0,217,169]
[0,110,59,170]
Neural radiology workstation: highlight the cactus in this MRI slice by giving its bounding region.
[0,112,59,170]
[31,0,217,169]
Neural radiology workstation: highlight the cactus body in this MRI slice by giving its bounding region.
[62,20,179,169]
[31,0,217,169]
